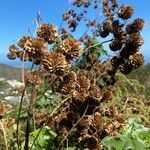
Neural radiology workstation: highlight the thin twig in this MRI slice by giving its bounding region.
[16,87,26,150]
[123,97,130,110]
[82,39,112,55]
[75,39,112,64]
[24,83,37,150]
[16,62,34,150]
[0,121,8,150]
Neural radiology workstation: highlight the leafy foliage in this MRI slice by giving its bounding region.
[30,126,57,150]
[102,119,150,150]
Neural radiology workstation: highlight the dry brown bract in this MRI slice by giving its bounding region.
[118,5,134,20]
[42,52,70,75]
[128,52,144,69]
[56,37,83,60]
[37,24,58,44]
[0,104,12,118]
[7,45,19,60]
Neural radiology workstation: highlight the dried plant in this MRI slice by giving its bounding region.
[6,0,145,149]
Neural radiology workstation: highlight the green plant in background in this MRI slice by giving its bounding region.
[111,73,150,125]
[102,118,150,150]
[114,73,145,100]
[30,126,57,150]
[128,64,150,98]
[77,37,107,68]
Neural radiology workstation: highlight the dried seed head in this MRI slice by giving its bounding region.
[133,18,145,30]
[109,39,123,51]
[77,75,91,90]
[42,52,70,75]
[78,116,93,129]
[7,44,19,60]
[0,104,12,118]
[119,63,132,74]
[37,24,58,44]
[17,36,47,63]
[110,56,124,67]
[17,51,29,61]
[118,5,134,20]
[119,46,140,59]
[102,21,112,31]
[72,89,88,104]
[60,82,76,95]
[79,135,100,150]
[73,0,84,7]
[63,71,77,83]
[102,86,113,101]
[57,37,82,60]
[9,44,19,53]
[126,18,145,34]
[102,0,114,20]
[17,36,34,51]
[31,38,48,54]
[68,19,78,31]
[111,20,124,38]
[88,85,102,104]
[126,23,139,34]
[128,52,144,69]
[125,33,144,49]
[59,71,77,94]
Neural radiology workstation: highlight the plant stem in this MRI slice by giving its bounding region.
[0,121,8,150]
[16,62,35,150]
[24,83,37,150]
[16,87,26,150]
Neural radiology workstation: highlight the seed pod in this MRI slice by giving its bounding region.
[128,52,144,69]
[37,24,58,44]
[118,5,134,20]
[109,39,123,51]
[42,52,70,75]
[99,30,109,38]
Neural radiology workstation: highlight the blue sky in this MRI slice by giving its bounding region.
[0,0,150,66]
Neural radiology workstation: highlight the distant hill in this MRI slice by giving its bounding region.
[0,63,23,79]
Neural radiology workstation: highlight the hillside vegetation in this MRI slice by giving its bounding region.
[0,63,28,80]
[128,63,150,98]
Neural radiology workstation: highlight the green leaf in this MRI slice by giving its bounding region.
[131,138,146,150]
[49,129,57,138]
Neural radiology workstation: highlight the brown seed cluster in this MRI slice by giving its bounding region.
[126,18,145,34]
[58,71,77,94]
[0,104,12,118]
[118,5,133,20]
[37,24,58,44]
[55,37,83,61]
[7,45,19,60]
[8,36,48,64]
[42,52,70,75]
